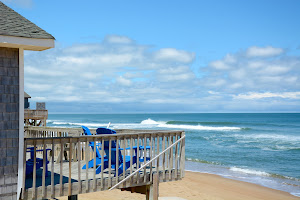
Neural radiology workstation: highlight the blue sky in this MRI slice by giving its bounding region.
[5,0,300,113]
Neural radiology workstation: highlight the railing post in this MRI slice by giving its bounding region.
[100,137,104,189]
[175,133,179,180]
[85,138,89,192]
[180,131,185,178]
[32,141,37,199]
[68,138,73,196]
[42,140,46,198]
[143,135,147,183]
[116,136,119,183]
[130,136,133,184]
[136,135,140,184]
[60,139,64,196]
[150,135,153,182]
[156,135,159,175]
[51,138,55,198]
[77,138,82,193]
[108,138,112,187]
[93,137,97,191]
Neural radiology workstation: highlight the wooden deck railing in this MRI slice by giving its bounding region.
[22,129,185,200]
[24,126,163,138]
[24,110,48,120]
[24,126,83,137]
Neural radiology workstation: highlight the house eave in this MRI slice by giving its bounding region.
[0,35,54,51]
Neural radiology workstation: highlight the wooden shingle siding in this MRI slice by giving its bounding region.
[0,47,19,200]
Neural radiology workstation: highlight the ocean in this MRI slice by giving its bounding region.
[47,113,300,196]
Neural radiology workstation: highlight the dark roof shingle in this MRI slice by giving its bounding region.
[24,92,31,98]
[0,2,55,39]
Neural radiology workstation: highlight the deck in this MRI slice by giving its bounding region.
[24,109,48,126]
[24,160,180,199]
[22,127,185,200]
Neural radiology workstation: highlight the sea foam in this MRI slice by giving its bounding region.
[230,167,270,176]
[141,118,241,131]
[141,118,160,125]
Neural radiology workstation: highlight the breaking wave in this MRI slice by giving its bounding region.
[141,118,242,131]
[230,167,270,176]
[48,118,243,131]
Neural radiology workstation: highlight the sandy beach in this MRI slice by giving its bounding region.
[58,171,299,200]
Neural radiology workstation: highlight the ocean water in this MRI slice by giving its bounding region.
[47,113,300,196]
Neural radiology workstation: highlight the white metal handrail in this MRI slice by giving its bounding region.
[109,135,186,190]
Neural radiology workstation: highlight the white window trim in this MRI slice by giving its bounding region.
[17,48,24,200]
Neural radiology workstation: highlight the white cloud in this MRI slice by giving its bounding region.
[208,91,220,95]
[246,46,284,57]
[157,66,195,82]
[203,46,300,93]
[234,92,300,100]
[153,48,195,63]
[104,35,134,44]
[210,60,231,70]
[116,76,132,86]
[24,39,300,112]
[24,35,197,106]
[31,97,46,101]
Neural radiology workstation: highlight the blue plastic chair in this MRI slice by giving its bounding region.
[82,126,106,170]
[26,147,50,177]
[95,128,137,175]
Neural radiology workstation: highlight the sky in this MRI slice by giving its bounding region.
[4,0,300,113]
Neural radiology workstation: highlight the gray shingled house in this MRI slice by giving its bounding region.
[0,2,54,199]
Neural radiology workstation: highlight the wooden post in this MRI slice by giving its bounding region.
[175,134,179,180]
[136,136,140,184]
[130,136,133,183]
[143,135,147,183]
[60,139,64,196]
[32,141,37,199]
[162,136,166,180]
[108,138,112,187]
[93,138,97,191]
[51,139,55,198]
[68,138,73,196]
[101,137,105,189]
[77,138,81,193]
[156,136,159,174]
[150,135,153,182]
[42,141,46,198]
[122,138,126,188]
[116,136,119,183]
[85,138,89,192]
[180,132,185,178]
[147,173,159,200]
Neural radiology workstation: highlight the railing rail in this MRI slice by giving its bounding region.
[24,110,48,119]
[109,134,186,190]
[24,126,170,138]
[24,126,84,138]
[22,128,185,200]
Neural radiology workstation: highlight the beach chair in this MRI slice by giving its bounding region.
[82,126,107,170]
[26,147,50,177]
[95,128,138,175]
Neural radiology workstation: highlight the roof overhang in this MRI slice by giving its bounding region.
[0,35,54,51]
